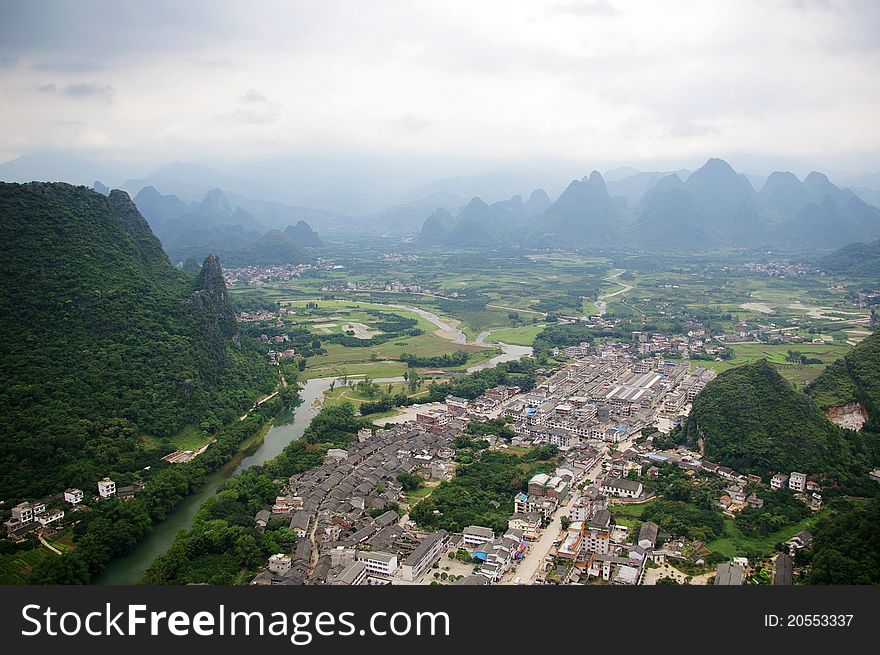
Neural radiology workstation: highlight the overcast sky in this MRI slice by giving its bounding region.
[1,0,879,182]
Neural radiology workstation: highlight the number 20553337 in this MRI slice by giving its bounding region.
[764,614,853,628]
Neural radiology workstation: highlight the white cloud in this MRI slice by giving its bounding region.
[0,0,877,173]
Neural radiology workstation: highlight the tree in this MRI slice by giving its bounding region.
[398,472,422,492]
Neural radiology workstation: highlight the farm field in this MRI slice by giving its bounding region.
[230,248,872,393]
[483,324,547,346]
[0,530,75,584]
[699,342,854,385]
[274,298,500,380]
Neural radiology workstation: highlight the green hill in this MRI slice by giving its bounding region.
[220,229,311,266]
[683,360,857,480]
[807,329,880,432]
[819,239,880,278]
[0,182,276,500]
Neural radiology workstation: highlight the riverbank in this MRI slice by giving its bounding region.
[95,309,536,584]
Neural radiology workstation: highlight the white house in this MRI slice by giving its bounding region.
[462,525,495,547]
[97,477,116,498]
[770,473,788,490]
[35,508,65,526]
[599,477,643,499]
[355,550,398,577]
[268,553,292,576]
[64,488,84,505]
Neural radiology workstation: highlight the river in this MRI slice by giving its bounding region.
[95,308,531,584]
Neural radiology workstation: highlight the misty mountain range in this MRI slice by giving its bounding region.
[4,152,880,258]
[131,186,320,265]
[418,158,880,251]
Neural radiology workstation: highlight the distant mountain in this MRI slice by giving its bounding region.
[416,188,551,247]
[759,171,811,216]
[410,158,880,251]
[633,174,711,247]
[143,188,268,262]
[225,193,349,232]
[398,170,532,206]
[683,360,859,479]
[632,158,880,249]
[0,182,275,499]
[92,180,110,196]
[133,186,193,228]
[417,208,456,245]
[446,198,507,247]
[284,220,322,247]
[605,170,689,208]
[635,157,764,248]
[122,161,271,205]
[0,152,117,187]
[819,238,880,277]
[523,188,551,216]
[681,157,764,244]
[367,192,467,234]
[221,229,311,267]
[775,194,880,250]
[527,171,622,248]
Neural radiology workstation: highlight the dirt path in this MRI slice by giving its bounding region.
[238,390,279,421]
[39,535,62,555]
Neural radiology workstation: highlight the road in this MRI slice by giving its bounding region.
[238,390,279,421]
[486,303,548,317]
[593,270,634,317]
[503,459,603,584]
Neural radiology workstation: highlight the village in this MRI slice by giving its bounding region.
[243,340,826,587]
[3,477,144,545]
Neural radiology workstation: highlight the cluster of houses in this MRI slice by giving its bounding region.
[250,422,462,586]
[770,471,823,510]
[3,476,144,542]
[501,345,716,450]
[554,490,661,586]
[224,263,317,287]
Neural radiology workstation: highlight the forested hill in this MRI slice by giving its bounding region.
[682,360,870,482]
[807,330,880,430]
[0,182,276,500]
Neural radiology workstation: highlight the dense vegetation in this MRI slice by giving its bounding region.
[735,488,810,537]
[141,402,371,584]
[410,447,559,534]
[683,360,869,482]
[424,358,540,401]
[400,350,470,368]
[0,182,277,500]
[639,500,725,542]
[28,392,293,584]
[807,329,880,427]
[808,496,880,584]
[819,238,880,278]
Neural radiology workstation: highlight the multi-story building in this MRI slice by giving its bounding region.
[97,477,116,498]
[64,488,84,505]
[268,553,292,576]
[400,530,447,582]
[462,525,495,548]
[770,473,789,490]
[789,472,807,493]
[35,508,64,526]
[355,550,398,577]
